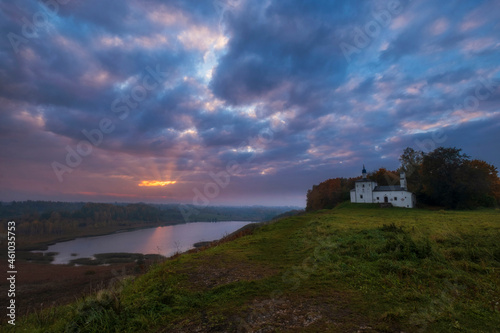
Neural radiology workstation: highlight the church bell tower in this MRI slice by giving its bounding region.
[400,172,407,190]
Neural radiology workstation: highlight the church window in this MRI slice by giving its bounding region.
[376,197,379,200]
[394,197,397,200]
[360,195,363,199]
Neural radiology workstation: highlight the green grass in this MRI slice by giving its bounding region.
[6,204,500,332]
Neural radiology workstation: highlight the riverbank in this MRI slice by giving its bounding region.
[13,220,257,266]
[0,223,260,322]
[25,221,257,265]
[1,202,291,254]
[10,221,183,265]
[16,221,185,253]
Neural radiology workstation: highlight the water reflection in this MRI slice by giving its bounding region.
[42,221,253,264]
[142,226,174,255]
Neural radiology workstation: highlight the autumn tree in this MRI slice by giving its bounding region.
[368,168,399,187]
[306,177,355,211]
[420,147,469,208]
[458,159,500,207]
[399,147,424,194]
[419,147,499,208]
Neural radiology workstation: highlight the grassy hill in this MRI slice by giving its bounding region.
[7,204,500,332]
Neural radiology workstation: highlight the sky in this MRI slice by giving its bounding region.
[1,0,499,208]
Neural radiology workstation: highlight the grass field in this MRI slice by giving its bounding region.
[6,203,500,332]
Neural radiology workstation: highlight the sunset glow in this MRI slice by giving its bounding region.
[138,181,177,187]
[0,0,499,207]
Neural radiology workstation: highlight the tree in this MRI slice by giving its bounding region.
[418,147,500,208]
[399,147,424,194]
[458,159,500,207]
[399,147,424,173]
[306,177,355,211]
[420,147,469,208]
[368,168,399,187]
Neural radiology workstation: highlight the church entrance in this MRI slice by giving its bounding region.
[384,196,388,203]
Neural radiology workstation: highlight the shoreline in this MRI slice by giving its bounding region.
[0,219,268,322]
[19,219,258,253]
[22,221,182,252]
[24,220,259,265]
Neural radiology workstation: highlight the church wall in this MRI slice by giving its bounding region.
[350,190,356,203]
[354,181,377,203]
[372,191,415,208]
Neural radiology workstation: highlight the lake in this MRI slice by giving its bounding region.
[41,221,254,264]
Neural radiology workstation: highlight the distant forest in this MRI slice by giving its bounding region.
[0,201,293,244]
[307,147,500,211]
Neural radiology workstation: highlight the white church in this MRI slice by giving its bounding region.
[350,166,416,208]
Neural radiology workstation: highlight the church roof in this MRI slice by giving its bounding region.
[373,185,407,192]
[355,179,377,183]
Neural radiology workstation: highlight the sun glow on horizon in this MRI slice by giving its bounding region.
[138,180,177,187]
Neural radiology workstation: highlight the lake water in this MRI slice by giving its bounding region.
[41,221,254,264]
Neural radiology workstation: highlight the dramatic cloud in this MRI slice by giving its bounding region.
[1,0,499,207]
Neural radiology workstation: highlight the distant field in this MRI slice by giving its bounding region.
[7,204,500,332]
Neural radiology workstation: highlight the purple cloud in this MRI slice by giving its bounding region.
[0,0,499,207]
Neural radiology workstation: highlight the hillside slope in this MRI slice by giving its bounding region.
[9,204,500,332]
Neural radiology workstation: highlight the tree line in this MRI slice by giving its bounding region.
[307,147,500,211]
[0,203,166,238]
[0,201,293,240]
